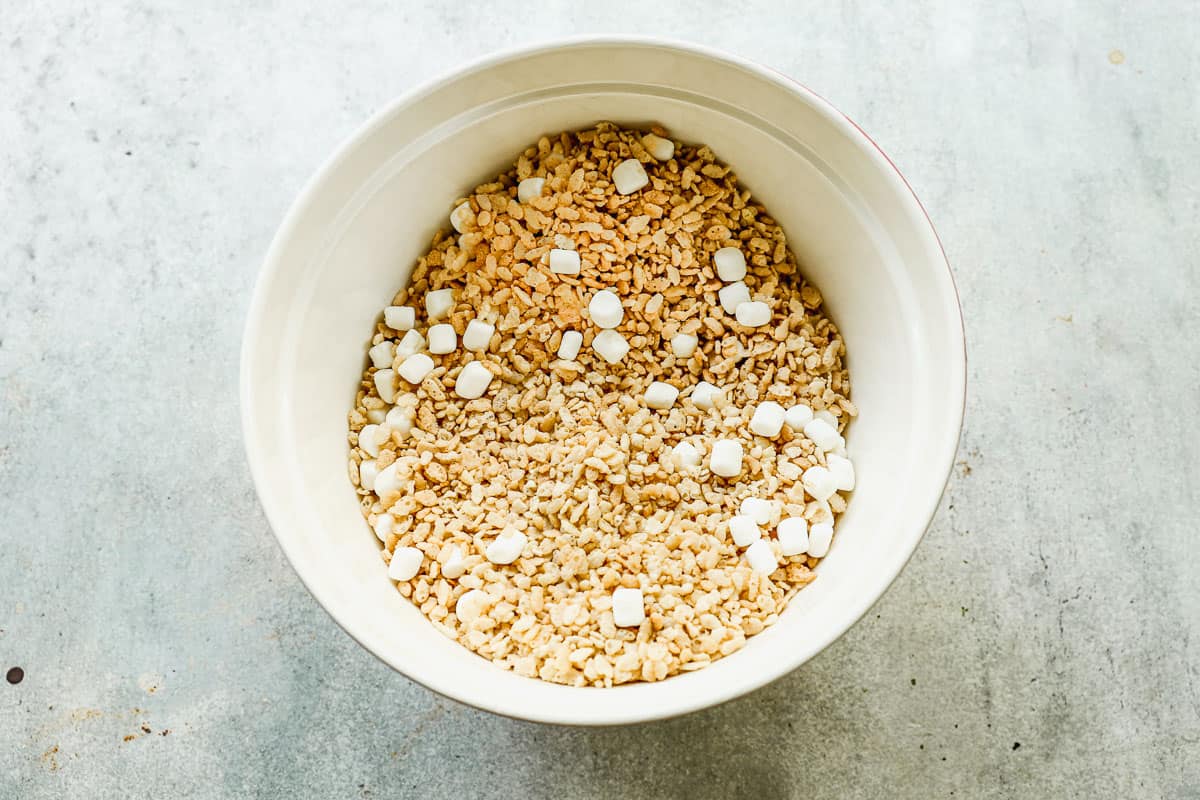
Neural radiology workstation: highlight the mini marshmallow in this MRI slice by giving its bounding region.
[588,290,624,328]
[449,201,474,233]
[387,546,423,581]
[366,408,387,425]
[642,133,674,161]
[718,281,750,314]
[815,409,839,427]
[777,517,810,556]
[455,588,490,622]
[557,330,583,360]
[827,453,856,491]
[739,497,775,526]
[462,319,494,352]
[644,381,679,410]
[455,361,494,399]
[785,404,814,430]
[672,441,701,469]
[802,465,838,502]
[691,381,722,410]
[728,515,761,547]
[611,587,645,628]
[425,288,454,320]
[358,424,384,458]
[749,401,786,438]
[385,403,415,436]
[373,368,398,403]
[373,462,403,499]
[710,439,743,477]
[372,513,394,543]
[368,340,395,369]
[592,330,629,364]
[384,305,415,331]
[358,459,379,492]
[612,158,649,194]
[803,418,842,452]
[713,246,746,282]
[549,248,581,275]
[485,529,527,565]
[735,301,771,327]
[441,545,468,580]
[671,333,698,358]
[745,539,778,576]
[398,353,435,384]
[427,323,457,355]
[517,176,545,203]
[807,522,834,558]
[395,328,426,359]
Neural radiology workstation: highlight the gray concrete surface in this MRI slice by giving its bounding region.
[2,2,1198,797]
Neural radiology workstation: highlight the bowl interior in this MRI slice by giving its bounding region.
[242,40,963,725]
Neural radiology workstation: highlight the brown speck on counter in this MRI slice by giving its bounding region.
[123,734,137,743]
[140,725,152,734]
[6,666,23,684]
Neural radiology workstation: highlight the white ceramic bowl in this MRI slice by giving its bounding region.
[241,38,965,726]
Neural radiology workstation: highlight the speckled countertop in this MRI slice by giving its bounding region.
[2,2,1197,797]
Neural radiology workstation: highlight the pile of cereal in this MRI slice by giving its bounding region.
[347,123,855,687]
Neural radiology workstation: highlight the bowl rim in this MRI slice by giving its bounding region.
[240,34,967,726]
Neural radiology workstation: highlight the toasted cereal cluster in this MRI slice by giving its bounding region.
[347,123,856,686]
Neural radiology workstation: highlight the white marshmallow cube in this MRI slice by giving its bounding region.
[440,546,468,580]
[384,305,415,331]
[644,381,679,410]
[368,340,395,370]
[373,368,398,403]
[517,176,545,203]
[827,453,856,491]
[450,201,474,233]
[462,319,494,352]
[557,330,583,361]
[710,439,743,477]
[588,290,624,328]
[373,462,403,500]
[785,404,814,430]
[395,328,426,359]
[611,587,646,628]
[358,459,379,492]
[428,323,457,355]
[455,588,490,622]
[671,333,698,358]
[612,158,649,194]
[749,401,786,437]
[387,546,423,581]
[745,539,778,576]
[691,381,722,410]
[398,353,435,385]
[815,409,839,427]
[735,301,771,327]
[485,529,527,565]
[455,361,494,399]
[549,248,581,275]
[728,515,761,547]
[718,281,750,314]
[777,517,810,556]
[803,418,842,452]
[642,133,674,161]
[357,424,384,458]
[592,330,629,364]
[425,288,454,320]
[714,247,746,282]
[739,497,776,526]
[385,404,415,437]
[807,522,834,558]
[672,441,701,469]
[802,465,838,502]
[371,513,394,543]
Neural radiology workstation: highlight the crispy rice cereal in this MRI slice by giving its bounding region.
[347,123,855,687]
